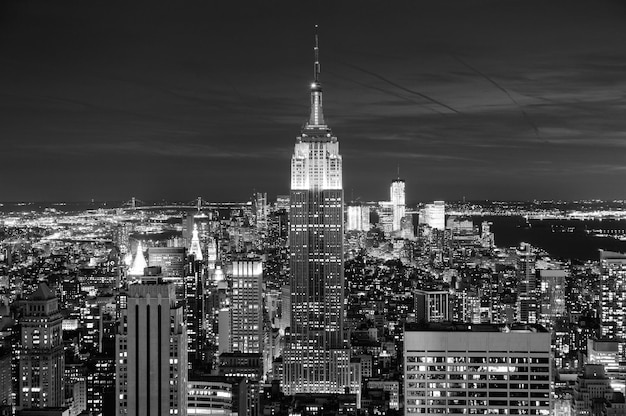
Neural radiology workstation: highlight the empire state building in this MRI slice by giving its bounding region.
[283,31,351,395]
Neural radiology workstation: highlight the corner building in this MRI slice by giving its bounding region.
[283,33,350,395]
[404,323,551,415]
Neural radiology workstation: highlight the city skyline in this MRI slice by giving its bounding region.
[2,0,626,202]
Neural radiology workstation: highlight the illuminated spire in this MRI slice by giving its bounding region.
[308,25,325,127]
[189,223,203,260]
[129,241,147,276]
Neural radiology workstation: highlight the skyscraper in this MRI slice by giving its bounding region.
[230,260,263,354]
[404,322,551,415]
[116,281,188,416]
[599,250,626,341]
[283,30,350,395]
[18,283,65,409]
[390,178,405,232]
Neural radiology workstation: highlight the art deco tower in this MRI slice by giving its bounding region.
[283,30,350,395]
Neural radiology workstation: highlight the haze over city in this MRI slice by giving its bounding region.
[2,0,626,202]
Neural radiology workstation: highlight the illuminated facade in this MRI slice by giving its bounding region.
[230,260,263,354]
[423,201,445,230]
[599,250,626,341]
[189,223,204,261]
[18,283,65,409]
[128,241,148,277]
[404,323,551,415]
[283,31,350,395]
[390,178,405,231]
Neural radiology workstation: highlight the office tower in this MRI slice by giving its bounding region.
[599,250,626,341]
[254,192,268,231]
[390,178,405,232]
[116,282,187,416]
[377,201,394,235]
[538,269,566,330]
[187,377,233,415]
[128,241,147,277]
[404,322,551,415]
[346,206,362,232]
[186,269,205,370]
[283,32,350,395]
[18,283,65,409]
[148,247,185,277]
[189,224,204,260]
[346,205,370,232]
[517,243,538,324]
[230,260,263,354]
[423,201,445,230]
[414,289,450,323]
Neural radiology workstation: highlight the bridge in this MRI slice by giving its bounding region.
[120,197,252,211]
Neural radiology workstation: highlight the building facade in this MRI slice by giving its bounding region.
[599,250,626,341]
[230,260,263,354]
[404,323,551,415]
[283,32,350,395]
[18,283,65,409]
[115,282,188,416]
[390,178,406,232]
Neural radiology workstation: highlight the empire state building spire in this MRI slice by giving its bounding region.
[308,25,325,127]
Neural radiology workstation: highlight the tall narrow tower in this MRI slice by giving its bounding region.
[18,283,65,409]
[390,178,405,231]
[283,28,350,395]
[115,282,188,415]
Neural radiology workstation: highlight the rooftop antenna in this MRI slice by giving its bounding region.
[314,25,320,83]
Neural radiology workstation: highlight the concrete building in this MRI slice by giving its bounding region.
[19,283,65,409]
[187,377,233,416]
[231,260,263,354]
[414,289,451,323]
[115,282,187,416]
[404,322,551,415]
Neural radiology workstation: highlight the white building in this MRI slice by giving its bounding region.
[390,179,406,232]
[423,201,445,230]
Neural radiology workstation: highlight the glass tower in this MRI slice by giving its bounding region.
[283,30,350,395]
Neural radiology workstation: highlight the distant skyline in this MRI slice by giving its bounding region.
[1,0,626,202]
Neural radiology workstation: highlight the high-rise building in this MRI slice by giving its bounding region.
[283,31,350,395]
[537,269,566,330]
[18,283,65,409]
[230,260,263,354]
[404,322,551,415]
[115,281,188,416]
[423,201,445,230]
[390,178,405,232]
[517,243,538,324]
[254,192,268,232]
[346,205,370,232]
[414,289,450,323]
[599,250,626,341]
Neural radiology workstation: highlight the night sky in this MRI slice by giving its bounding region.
[2,0,626,203]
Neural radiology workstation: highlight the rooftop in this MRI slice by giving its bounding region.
[405,322,549,333]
